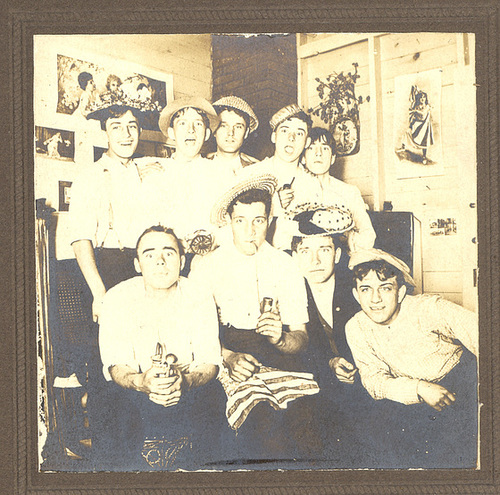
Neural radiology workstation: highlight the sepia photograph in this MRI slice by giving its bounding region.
[33,32,480,475]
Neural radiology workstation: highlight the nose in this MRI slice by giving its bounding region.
[313,250,321,265]
[227,126,234,137]
[187,121,195,133]
[156,253,166,265]
[288,132,296,142]
[371,289,382,304]
[315,146,322,156]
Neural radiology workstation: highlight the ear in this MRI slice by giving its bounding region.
[167,127,176,142]
[305,136,311,149]
[180,255,186,272]
[331,154,336,166]
[204,128,211,142]
[133,258,142,274]
[244,128,250,140]
[271,131,276,144]
[334,247,342,264]
[352,287,360,305]
[397,284,407,304]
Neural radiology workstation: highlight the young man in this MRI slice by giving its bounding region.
[297,127,376,252]
[290,206,377,466]
[346,248,478,468]
[208,95,259,174]
[191,176,320,463]
[97,226,221,470]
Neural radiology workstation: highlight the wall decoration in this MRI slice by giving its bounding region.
[393,68,444,179]
[58,180,72,212]
[35,126,75,161]
[56,54,169,131]
[308,63,368,156]
[428,217,457,236]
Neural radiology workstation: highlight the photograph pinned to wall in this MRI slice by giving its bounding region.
[428,217,458,237]
[58,181,72,212]
[56,54,171,131]
[35,126,75,162]
[393,68,444,179]
[308,62,369,156]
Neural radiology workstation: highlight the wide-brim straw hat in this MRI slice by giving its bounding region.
[86,91,156,122]
[210,174,278,227]
[213,96,259,133]
[158,97,220,137]
[348,248,416,287]
[287,202,354,237]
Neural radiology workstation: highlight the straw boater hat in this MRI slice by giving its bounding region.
[86,91,157,122]
[269,103,305,132]
[288,203,354,237]
[210,174,278,227]
[212,96,259,134]
[348,248,416,287]
[158,96,220,138]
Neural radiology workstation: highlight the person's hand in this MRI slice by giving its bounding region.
[417,381,456,411]
[139,367,184,408]
[224,352,261,382]
[329,357,358,384]
[136,160,164,180]
[91,290,106,323]
[256,311,283,345]
[278,187,294,209]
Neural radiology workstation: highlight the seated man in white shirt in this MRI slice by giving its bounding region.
[191,176,321,463]
[208,95,259,173]
[96,225,222,470]
[345,248,478,468]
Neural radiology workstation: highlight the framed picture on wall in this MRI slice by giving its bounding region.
[58,180,72,212]
[35,126,75,162]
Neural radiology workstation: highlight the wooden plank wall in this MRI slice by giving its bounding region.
[298,33,477,308]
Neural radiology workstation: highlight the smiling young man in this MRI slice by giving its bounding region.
[345,248,479,468]
[96,225,221,470]
[190,176,322,462]
[208,95,259,175]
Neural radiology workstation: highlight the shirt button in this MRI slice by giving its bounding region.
[335,307,341,312]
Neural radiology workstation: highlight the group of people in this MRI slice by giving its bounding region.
[66,92,478,471]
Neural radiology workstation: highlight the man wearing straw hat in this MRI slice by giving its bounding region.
[208,95,259,174]
[190,174,322,462]
[346,248,478,468]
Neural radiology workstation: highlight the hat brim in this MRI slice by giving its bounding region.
[86,104,145,123]
[213,104,259,134]
[158,98,220,137]
[210,174,278,227]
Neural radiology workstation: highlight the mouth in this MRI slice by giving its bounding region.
[284,145,295,154]
[370,306,385,312]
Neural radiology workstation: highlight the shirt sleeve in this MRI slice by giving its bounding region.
[345,316,421,404]
[278,255,309,327]
[430,296,479,358]
[345,185,376,252]
[98,285,138,381]
[68,168,101,246]
[185,280,222,371]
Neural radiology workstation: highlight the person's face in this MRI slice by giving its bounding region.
[109,80,119,92]
[293,236,340,284]
[134,232,184,291]
[352,270,407,325]
[86,79,96,92]
[168,107,210,160]
[271,117,310,163]
[230,201,269,255]
[105,110,140,161]
[304,138,335,176]
[215,110,249,154]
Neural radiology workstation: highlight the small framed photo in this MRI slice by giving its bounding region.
[58,180,72,212]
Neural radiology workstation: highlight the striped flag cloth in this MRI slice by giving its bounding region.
[218,366,320,430]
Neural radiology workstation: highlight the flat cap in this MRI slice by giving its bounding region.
[213,96,259,133]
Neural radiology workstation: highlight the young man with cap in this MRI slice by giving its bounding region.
[190,175,321,463]
[96,225,221,470]
[208,95,259,175]
[290,205,377,466]
[346,248,478,467]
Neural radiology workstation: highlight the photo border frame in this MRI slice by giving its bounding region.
[2,1,499,494]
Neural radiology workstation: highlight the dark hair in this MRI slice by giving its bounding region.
[308,127,336,155]
[137,83,149,91]
[170,107,210,129]
[291,234,340,253]
[135,225,185,258]
[100,105,143,131]
[276,110,313,134]
[105,74,122,91]
[78,72,94,91]
[215,106,250,129]
[227,188,272,218]
[352,260,405,288]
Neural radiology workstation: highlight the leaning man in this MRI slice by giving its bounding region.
[346,248,478,468]
[97,225,221,470]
